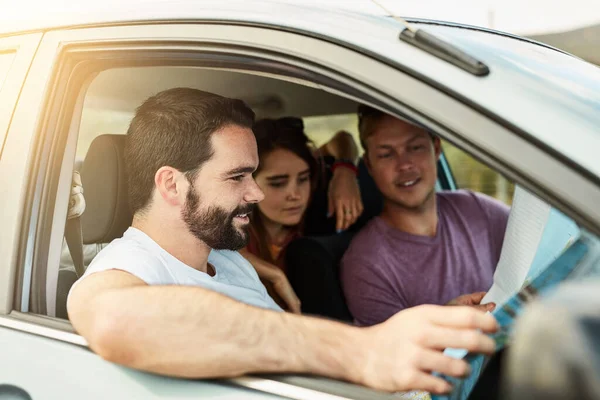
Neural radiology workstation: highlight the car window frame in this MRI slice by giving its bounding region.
[0,33,42,160]
[0,32,42,317]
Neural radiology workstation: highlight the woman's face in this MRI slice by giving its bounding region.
[254,148,312,227]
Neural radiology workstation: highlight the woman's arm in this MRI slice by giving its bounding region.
[239,248,302,314]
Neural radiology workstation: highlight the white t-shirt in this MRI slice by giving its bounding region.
[69,227,282,312]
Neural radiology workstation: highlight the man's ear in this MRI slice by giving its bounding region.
[433,137,442,161]
[155,166,186,206]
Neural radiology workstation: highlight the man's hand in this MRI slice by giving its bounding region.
[328,167,364,232]
[447,292,496,312]
[352,305,498,394]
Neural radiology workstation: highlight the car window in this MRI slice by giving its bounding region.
[54,65,366,320]
[443,141,515,205]
[0,51,15,92]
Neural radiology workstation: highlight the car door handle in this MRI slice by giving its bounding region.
[0,384,32,400]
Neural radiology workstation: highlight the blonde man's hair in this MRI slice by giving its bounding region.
[357,105,435,152]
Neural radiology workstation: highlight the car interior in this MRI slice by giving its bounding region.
[54,66,356,318]
[50,65,520,321]
[53,65,478,321]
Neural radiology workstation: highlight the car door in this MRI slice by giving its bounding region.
[0,32,41,316]
[0,33,41,160]
[1,11,599,400]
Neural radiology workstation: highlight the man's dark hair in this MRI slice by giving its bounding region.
[124,87,255,215]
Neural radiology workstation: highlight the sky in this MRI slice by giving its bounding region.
[378,0,600,35]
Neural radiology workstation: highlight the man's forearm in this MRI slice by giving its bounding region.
[89,285,363,381]
[321,131,358,162]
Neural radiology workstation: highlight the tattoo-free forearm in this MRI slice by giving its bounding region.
[87,284,364,380]
[320,131,359,162]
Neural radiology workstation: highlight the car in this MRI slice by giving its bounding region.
[1,1,600,399]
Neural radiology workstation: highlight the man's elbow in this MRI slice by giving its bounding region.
[90,320,137,365]
[78,296,140,366]
[333,130,351,138]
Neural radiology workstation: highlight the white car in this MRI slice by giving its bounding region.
[1,1,599,399]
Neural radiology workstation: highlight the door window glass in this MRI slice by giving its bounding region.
[443,141,515,204]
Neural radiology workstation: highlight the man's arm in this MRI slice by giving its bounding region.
[68,269,498,394]
[318,130,358,162]
[318,131,363,231]
[447,292,496,312]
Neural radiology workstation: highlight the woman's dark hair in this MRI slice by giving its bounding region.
[249,117,321,264]
[253,117,317,178]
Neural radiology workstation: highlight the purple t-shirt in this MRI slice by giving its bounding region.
[340,190,510,326]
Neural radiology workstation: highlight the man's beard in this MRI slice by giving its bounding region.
[181,185,254,250]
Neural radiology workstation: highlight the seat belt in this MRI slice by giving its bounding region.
[64,171,86,277]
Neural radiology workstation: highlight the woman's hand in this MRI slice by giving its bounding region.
[328,167,364,232]
[240,248,302,314]
[271,270,302,314]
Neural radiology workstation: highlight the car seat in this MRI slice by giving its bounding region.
[56,134,132,318]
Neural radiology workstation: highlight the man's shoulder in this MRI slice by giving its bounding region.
[83,228,170,283]
[209,249,251,267]
[92,228,159,262]
[352,217,385,241]
[438,190,509,214]
[345,218,387,257]
[437,189,479,204]
[209,249,259,278]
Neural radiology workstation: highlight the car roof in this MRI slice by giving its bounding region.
[0,0,392,36]
[3,0,600,177]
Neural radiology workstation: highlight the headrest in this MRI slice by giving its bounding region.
[80,134,132,244]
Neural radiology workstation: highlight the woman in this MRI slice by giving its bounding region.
[240,116,363,312]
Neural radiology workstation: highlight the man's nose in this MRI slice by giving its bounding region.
[395,153,415,172]
[246,178,265,203]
